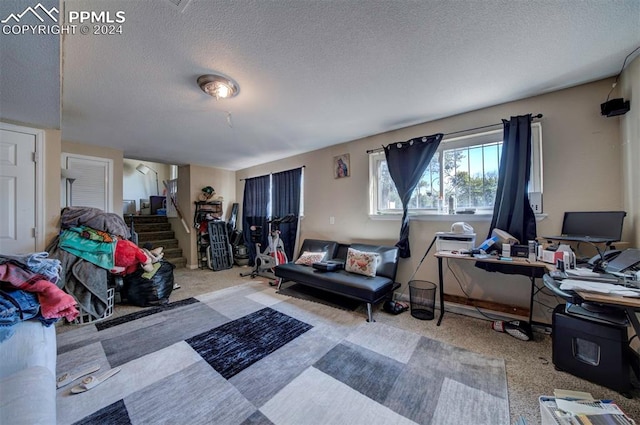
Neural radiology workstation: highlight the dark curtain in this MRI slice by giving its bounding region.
[384,133,444,258]
[242,175,270,265]
[489,114,537,243]
[272,168,302,261]
[477,114,539,276]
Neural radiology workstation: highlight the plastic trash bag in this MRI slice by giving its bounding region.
[121,260,175,306]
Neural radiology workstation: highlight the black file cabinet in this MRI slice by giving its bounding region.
[552,304,633,395]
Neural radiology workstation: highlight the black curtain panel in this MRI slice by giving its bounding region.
[489,114,537,243]
[384,133,444,258]
[477,114,539,276]
[272,168,302,261]
[242,175,270,265]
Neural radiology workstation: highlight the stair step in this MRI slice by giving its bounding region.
[161,247,182,257]
[125,215,185,268]
[124,215,169,224]
[166,257,186,268]
[140,238,179,249]
[132,222,172,232]
[137,230,175,242]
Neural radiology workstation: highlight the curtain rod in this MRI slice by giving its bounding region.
[239,165,305,181]
[365,113,543,154]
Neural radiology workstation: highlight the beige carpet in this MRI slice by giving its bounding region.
[56,265,640,424]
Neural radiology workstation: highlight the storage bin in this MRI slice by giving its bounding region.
[68,288,114,325]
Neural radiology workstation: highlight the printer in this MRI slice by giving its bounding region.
[436,222,475,252]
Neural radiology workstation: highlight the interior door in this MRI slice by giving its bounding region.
[0,128,36,254]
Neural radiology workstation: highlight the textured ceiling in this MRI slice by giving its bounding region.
[2,1,639,170]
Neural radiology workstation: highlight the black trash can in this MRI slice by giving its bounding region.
[409,280,436,320]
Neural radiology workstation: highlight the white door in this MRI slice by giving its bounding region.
[0,128,36,254]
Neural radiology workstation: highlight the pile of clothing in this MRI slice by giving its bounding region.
[47,206,134,321]
[0,252,78,342]
[47,206,168,320]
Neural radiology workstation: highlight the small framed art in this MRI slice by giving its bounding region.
[333,154,350,179]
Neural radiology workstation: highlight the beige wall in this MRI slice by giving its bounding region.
[236,79,624,324]
[43,129,62,247]
[179,164,237,268]
[620,55,640,246]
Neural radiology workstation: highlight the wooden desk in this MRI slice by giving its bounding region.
[434,252,552,326]
[575,290,640,337]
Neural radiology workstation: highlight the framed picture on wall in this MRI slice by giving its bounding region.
[333,154,350,179]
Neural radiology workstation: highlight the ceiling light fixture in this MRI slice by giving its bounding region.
[197,74,239,99]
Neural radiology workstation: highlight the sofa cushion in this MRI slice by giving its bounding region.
[296,239,339,261]
[349,243,399,280]
[275,263,396,303]
[295,251,327,266]
[345,248,379,277]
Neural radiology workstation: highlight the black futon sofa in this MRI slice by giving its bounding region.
[274,239,400,322]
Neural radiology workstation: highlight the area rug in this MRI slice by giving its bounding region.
[56,282,509,424]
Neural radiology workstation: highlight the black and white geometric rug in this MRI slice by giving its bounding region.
[56,282,509,424]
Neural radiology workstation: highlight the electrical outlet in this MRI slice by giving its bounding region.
[529,192,542,213]
[329,216,335,225]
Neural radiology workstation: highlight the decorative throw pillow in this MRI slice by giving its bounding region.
[345,248,379,277]
[294,251,326,266]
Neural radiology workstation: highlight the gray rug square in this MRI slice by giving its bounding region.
[230,329,338,407]
[260,367,417,425]
[102,302,229,367]
[313,341,405,403]
[431,377,509,425]
[125,361,256,425]
[408,337,508,399]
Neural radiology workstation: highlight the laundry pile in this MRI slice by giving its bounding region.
[46,206,171,320]
[0,252,78,342]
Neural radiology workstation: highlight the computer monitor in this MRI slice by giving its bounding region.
[561,211,626,241]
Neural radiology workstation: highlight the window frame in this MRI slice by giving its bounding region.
[368,122,543,219]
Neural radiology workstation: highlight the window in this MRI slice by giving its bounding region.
[369,123,542,216]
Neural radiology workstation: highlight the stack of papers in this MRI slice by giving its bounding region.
[559,279,640,297]
[565,268,600,277]
[539,390,636,425]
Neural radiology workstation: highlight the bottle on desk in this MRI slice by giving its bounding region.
[528,240,537,262]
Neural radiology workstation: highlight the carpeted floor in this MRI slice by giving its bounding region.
[56,266,640,424]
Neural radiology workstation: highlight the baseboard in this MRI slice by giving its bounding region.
[393,292,552,333]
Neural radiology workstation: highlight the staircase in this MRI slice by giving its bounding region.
[124,215,187,269]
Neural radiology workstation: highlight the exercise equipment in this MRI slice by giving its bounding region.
[240,214,296,285]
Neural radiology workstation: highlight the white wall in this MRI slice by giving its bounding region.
[123,159,172,213]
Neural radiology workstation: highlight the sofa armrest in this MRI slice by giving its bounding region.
[0,366,56,425]
[0,320,56,379]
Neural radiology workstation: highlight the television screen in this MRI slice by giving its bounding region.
[561,211,626,241]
